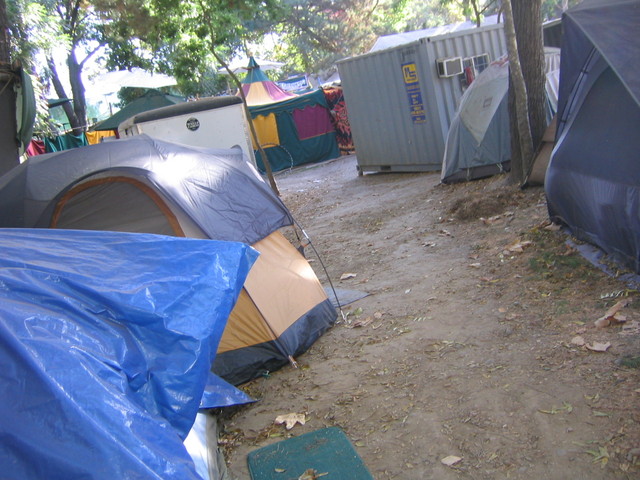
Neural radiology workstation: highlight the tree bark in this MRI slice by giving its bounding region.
[48,57,81,133]
[67,51,87,134]
[514,0,546,147]
[0,0,9,62]
[0,0,19,174]
[504,0,545,186]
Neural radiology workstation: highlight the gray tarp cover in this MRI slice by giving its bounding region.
[0,135,293,245]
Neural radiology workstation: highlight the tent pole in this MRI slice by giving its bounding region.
[211,50,280,196]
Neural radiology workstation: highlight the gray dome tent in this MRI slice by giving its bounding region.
[545,0,640,273]
[441,49,561,183]
[0,135,337,384]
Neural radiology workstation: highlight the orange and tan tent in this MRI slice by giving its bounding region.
[0,135,337,385]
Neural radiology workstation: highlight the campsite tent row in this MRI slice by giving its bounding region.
[93,58,341,173]
[0,135,338,385]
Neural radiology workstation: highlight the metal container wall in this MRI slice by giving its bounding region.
[338,24,505,173]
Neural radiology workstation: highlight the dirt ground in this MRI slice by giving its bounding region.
[220,155,640,480]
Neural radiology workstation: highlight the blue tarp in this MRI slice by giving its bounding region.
[0,228,258,479]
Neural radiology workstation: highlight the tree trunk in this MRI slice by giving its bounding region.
[0,0,9,62]
[211,49,280,196]
[504,0,545,186]
[48,57,81,133]
[514,0,546,147]
[0,0,18,174]
[67,52,87,135]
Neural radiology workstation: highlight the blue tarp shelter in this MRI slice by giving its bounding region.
[0,228,256,479]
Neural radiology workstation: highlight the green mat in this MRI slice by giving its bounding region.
[247,427,373,480]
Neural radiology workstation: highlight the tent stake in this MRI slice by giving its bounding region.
[288,355,299,368]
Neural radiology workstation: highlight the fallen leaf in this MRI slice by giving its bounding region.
[298,469,328,479]
[352,316,373,328]
[505,239,533,253]
[544,223,561,232]
[480,215,502,225]
[596,298,632,328]
[620,320,640,336]
[604,298,632,317]
[441,455,462,467]
[571,336,586,346]
[613,312,627,322]
[585,446,609,468]
[275,413,306,430]
[539,402,573,415]
[480,277,499,283]
[469,262,481,268]
[586,342,611,352]
[340,272,357,280]
[584,393,600,402]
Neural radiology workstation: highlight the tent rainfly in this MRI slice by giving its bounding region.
[0,135,338,385]
[545,0,640,273]
[441,47,561,183]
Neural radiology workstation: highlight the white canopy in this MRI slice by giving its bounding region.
[88,68,177,94]
[217,58,285,75]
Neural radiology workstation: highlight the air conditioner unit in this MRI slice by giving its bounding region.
[436,57,464,78]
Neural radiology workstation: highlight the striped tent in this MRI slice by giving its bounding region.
[241,57,297,106]
[240,58,340,172]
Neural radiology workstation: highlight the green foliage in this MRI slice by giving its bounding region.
[178,65,229,98]
[437,0,499,26]
[270,0,403,73]
[527,228,593,282]
[7,0,67,70]
[91,0,286,96]
[391,0,463,31]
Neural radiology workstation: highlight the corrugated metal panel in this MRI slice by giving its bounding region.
[426,24,506,128]
[338,23,505,173]
[339,43,445,172]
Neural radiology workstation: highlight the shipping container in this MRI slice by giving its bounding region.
[338,23,506,174]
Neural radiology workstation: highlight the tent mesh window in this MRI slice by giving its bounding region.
[51,177,184,236]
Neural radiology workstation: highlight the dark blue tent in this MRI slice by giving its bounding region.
[545,0,640,272]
